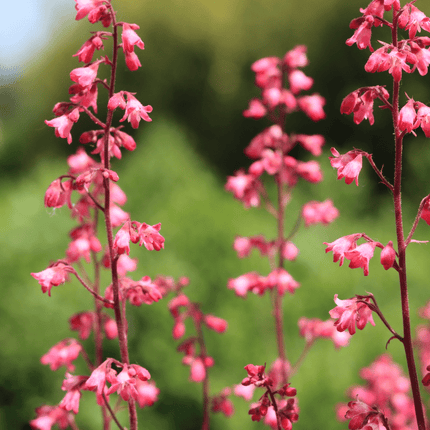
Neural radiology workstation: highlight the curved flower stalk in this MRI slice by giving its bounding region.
[30,2,162,430]
[223,46,343,430]
[327,2,430,430]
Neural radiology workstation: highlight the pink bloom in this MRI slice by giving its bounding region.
[225,170,261,208]
[122,23,145,52]
[114,130,137,151]
[104,316,118,339]
[74,0,106,21]
[344,241,377,276]
[136,222,165,251]
[135,379,159,408]
[84,359,115,405]
[60,373,88,414]
[243,98,267,119]
[329,148,363,186]
[233,236,253,258]
[282,241,299,261]
[417,102,430,137]
[242,363,271,387]
[329,294,375,335]
[41,339,82,371]
[120,93,153,128]
[296,160,323,183]
[70,62,100,88]
[204,315,228,333]
[324,233,361,267]
[212,388,234,417]
[345,399,383,430]
[421,197,430,225]
[380,240,396,270]
[260,149,283,175]
[125,50,142,71]
[251,57,282,89]
[69,312,94,339]
[346,15,375,51]
[31,262,72,296]
[234,383,255,401]
[399,4,430,39]
[297,94,326,121]
[113,222,131,255]
[44,179,73,209]
[295,134,325,156]
[398,99,419,134]
[108,92,126,110]
[30,405,72,430]
[244,125,288,159]
[288,69,313,94]
[283,45,308,68]
[67,147,97,174]
[45,108,80,144]
[266,268,300,295]
[302,199,339,227]
[227,272,261,297]
[73,35,104,63]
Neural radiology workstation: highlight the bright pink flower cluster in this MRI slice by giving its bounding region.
[298,317,351,348]
[337,355,421,430]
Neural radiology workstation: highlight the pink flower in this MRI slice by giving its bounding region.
[30,405,72,430]
[302,199,339,227]
[120,93,153,128]
[41,339,82,371]
[243,98,267,119]
[108,92,126,110]
[73,35,104,63]
[74,0,110,26]
[329,294,375,335]
[84,359,115,405]
[283,45,309,68]
[329,148,363,186]
[45,108,80,144]
[122,23,145,52]
[242,364,271,387]
[295,134,324,156]
[288,69,313,94]
[113,222,131,255]
[204,315,228,333]
[31,262,72,296]
[70,62,100,88]
[60,373,88,414]
[135,379,159,408]
[399,4,430,39]
[69,312,94,339]
[212,388,234,417]
[346,15,375,52]
[266,268,300,295]
[282,241,299,261]
[398,99,419,134]
[344,241,377,276]
[44,179,73,209]
[296,160,323,183]
[136,222,165,251]
[324,233,361,267]
[380,240,396,270]
[125,50,142,71]
[345,399,382,430]
[297,94,326,121]
[225,170,261,208]
[227,272,261,297]
[416,102,430,137]
[234,383,255,401]
[251,57,281,89]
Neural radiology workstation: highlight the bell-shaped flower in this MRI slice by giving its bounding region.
[416,102,430,137]
[329,148,363,186]
[44,178,73,209]
[302,199,339,227]
[344,241,377,276]
[295,134,324,156]
[283,45,308,69]
[399,4,430,39]
[204,315,228,333]
[135,379,159,408]
[60,373,88,414]
[225,170,261,208]
[380,240,396,270]
[243,98,267,119]
[113,222,132,255]
[41,339,82,371]
[69,311,95,340]
[73,34,104,63]
[288,69,313,94]
[329,294,375,335]
[398,99,419,134]
[70,62,100,88]
[136,222,165,251]
[297,94,326,121]
[85,359,115,405]
[266,268,300,295]
[324,233,362,267]
[45,108,80,144]
[346,15,375,51]
[30,405,72,430]
[120,93,153,128]
[31,262,73,296]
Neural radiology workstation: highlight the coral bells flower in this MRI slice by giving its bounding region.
[121,23,145,53]
[329,148,363,186]
[136,222,165,251]
[344,241,377,276]
[204,314,228,333]
[242,364,272,388]
[346,15,375,52]
[345,398,386,430]
[60,373,88,414]
[30,405,73,430]
[266,268,300,295]
[74,34,104,63]
[212,388,234,417]
[44,178,73,209]
[41,338,82,371]
[70,62,100,88]
[243,98,267,119]
[225,170,261,208]
[329,294,375,335]
[45,108,80,144]
[302,199,339,227]
[31,262,73,296]
[398,99,419,134]
[74,0,110,25]
[297,94,326,121]
[324,233,362,267]
[380,240,396,270]
[120,93,153,128]
[283,45,308,69]
[84,359,116,405]
[295,134,325,156]
[135,380,159,408]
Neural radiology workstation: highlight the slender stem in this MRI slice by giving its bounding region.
[391,11,425,430]
[103,6,136,430]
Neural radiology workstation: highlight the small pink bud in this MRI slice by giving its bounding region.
[204,315,227,333]
[380,240,396,270]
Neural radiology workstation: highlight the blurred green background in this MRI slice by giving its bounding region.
[2,0,430,429]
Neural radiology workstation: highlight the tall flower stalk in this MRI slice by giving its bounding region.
[327,1,430,429]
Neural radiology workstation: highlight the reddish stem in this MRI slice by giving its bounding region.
[391,10,426,430]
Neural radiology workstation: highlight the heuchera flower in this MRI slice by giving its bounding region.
[298,317,351,348]
[329,294,375,335]
[344,241,377,276]
[297,94,326,121]
[41,339,82,371]
[31,262,73,296]
[329,148,363,186]
[30,405,72,430]
[212,388,235,417]
[60,373,88,414]
[295,134,325,156]
[346,15,375,51]
[380,240,396,270]
[302,199,339,227]
[45,108,80,144]
[136,222,165,251]
[324,233,362,267]
[225,170,261,208]
[120,93,153,128]
[73,34,104,63]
